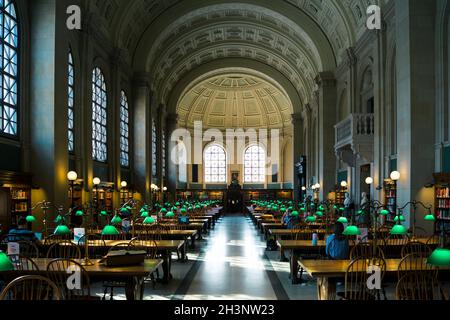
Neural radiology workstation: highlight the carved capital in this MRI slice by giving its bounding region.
[314,72,336,88]
[133,72,153,88]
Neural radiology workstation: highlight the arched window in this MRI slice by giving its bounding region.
[244,145,266,183]
[92,67,107,162]
[152,120,157,177]
[119,91,129,167]
[204,145,227,183]
[68,51,74,152]
[0,0,19,136]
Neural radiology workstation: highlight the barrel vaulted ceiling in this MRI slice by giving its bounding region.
[86,0,389,106]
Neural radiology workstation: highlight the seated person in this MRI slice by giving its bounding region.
[281,210,299,229]
[8,217,38,242]
[325,222,349,260]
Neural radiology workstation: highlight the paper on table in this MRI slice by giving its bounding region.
[74,228,85,244]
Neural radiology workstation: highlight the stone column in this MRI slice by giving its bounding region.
[395,0,435,231]
[29,0,69,229]
[166,114,179,202]
[158,105,167,190]
[132,73,152,203]
[315,72,337,200]
[292,113,303,202]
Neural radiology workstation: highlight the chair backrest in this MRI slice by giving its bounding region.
[396,272,442,300]
[383,234,409,258]
[16,240,40,258]
[43,234,72,245]
[344,257,386,300]
[100,231,127,241]
[8,254,40,271]
[46,241,82,259]
[401,241,432,258]
[78,234,106,258]
[46,259,90,300]
[130,238,158,258]
[350,243,385,260]
[107,242,132,253]
[0,275,61,300]
[398,253,438,280]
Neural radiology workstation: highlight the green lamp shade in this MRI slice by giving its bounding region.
[339,207,345,212]
[180,208,187,214]
[427,248,450,266]
[357,210,363,215]
[166,211,175,218]
[288,206,293,211]
[75,210,84,217]
[343,225,361,236]
[424,214,436,221]
[102,225,119,236]
[337,216,348,224]
[390,224,408,235]
[380,209,389,215]
[394,215,406,222]
[319,205,324,211]
[140,211,149,218]
[54,225,71,236]
[175,202,180,206]
[280,207,287,213]
[300,207,306,212]
[0,252,14,271]
[54,215,64,224]
[305,216,316,223]
[195,205,201,209]
[111,215,122,225]
[26,215,36,223]
[315,211,324,217]
[143,216,155,225]
[291,211,299,217]
[333,205,338,210]
[120,208,130,215]
[160,208,168,214]
[100,211,108,216]
[311,204,316,208]
[140,207,147,213]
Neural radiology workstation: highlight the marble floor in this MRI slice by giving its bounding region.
[91,214,449,300]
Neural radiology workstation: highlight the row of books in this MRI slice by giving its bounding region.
[436,187,450,198]
[436,209,450,220]
[436,199,450,208]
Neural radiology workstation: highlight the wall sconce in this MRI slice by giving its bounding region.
[340,181,348,188]
[365,177,374,185]
[93,177,101,186]
[120,181,128,188]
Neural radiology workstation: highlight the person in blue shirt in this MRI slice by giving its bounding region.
[325,222,349,260]
[8,217,37,242]
[281,209,299,229]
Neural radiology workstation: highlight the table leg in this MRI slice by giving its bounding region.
[180,241,187,262]
[190,235,196,249]
[280,248,288,262]
[158,250,171,284]
[317,277,336,300]
[197,230,204,240]
[125,277,144,300]
[290,251,299,284]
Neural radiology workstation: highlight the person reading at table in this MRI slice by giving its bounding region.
[281,209,299,229]
[325,222,349,260]
[8,217,38,242]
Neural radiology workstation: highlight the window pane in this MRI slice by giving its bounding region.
[91,67,107,162]
[244,145,266,183]
[119,91,129,167]
[204,145,227,183]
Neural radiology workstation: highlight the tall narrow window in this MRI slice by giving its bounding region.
[244,145,266,183]
[162,129,166,178]
[0,0,19,136]
[68,51,74,152]
[119,91,129,167]
[204,145,227,183]
[152,120,157,177]
[92,67,107,162]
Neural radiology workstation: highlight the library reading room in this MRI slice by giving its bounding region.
[0,0,449,310]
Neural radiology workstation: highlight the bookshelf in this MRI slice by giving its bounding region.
[433,173,450,232]
[335,185,347,206]
[384,178,397,223]
[120,189,134,204]
[0,171,33,233]
[94,185,114,214]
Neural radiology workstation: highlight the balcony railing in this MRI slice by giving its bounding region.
[335,114,374,149]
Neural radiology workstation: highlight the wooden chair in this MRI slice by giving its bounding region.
[101,243,134,300]
[46,259,92,300]
[426,233,440,247]
[350,243,385,260]
[43,234,72,245]
[0,275,61,300]
[129,238,160,288]
[396,273,447,300]
[383,234,409,258]
[46,241,82,259]
[8,254,39,271]
[77,234,106,259]
[16,240,40,258]
[398,253,438,280]
[338,257,386,300]
[100,231,127,241]
[401,241,432,258]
